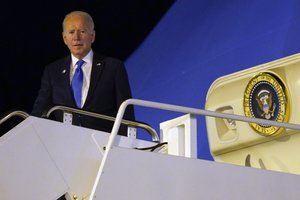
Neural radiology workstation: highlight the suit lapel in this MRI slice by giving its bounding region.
[84,54,104,107]
[59,56,76,107]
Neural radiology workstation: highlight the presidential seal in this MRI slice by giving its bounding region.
[243,72,289,136]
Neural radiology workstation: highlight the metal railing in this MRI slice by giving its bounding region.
[89,98,300,200]
[0,111,30,125]
[44,105,159,142]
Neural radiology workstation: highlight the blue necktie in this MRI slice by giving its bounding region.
[72,60,85,108]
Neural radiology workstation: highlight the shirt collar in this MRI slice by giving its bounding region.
[71,50,94,66]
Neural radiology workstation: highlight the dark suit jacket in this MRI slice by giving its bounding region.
[32,53,134,135]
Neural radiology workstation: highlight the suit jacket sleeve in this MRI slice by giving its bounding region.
[114,61,135,121]
[31,65,52,117]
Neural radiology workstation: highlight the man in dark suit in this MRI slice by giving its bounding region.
[32,10,134,135]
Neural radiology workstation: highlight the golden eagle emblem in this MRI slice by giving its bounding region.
[256,90,276,120]
[244,72,289,136]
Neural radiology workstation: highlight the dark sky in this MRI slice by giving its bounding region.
[0,0,174,134]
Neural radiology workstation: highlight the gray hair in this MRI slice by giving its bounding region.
[62,11,95,32]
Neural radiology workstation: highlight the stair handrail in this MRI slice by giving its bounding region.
[43,105,159,142]
[0,111,30,125]
[89,98,300,200]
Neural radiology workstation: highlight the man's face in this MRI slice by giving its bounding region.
[62,15,95,59]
